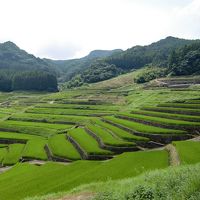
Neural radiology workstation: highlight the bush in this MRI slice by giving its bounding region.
[134,66,166,84]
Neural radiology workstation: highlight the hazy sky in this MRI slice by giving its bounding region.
[0,0,200,60]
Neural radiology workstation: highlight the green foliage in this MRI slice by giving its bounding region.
[104,116,185,135]
[134,66,166,83]
[87,124,134,147]
[0,41,58,92]
[66,62,122,88]
[0,150,168,200]
[12,71,58,92]
[120,112,200,127]
[22,139,48,160]
[168,42,200,75]
[48,134,81,160]
[173,141,200,164]
[3,144,25,165]
[92,162,200,200]
[92,119,149,142]
[68,128,112,155]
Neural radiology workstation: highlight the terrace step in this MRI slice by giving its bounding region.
[85,127,139,153]
[102,119,192,144]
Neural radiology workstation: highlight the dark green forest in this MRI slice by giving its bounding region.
[0,71,58,92]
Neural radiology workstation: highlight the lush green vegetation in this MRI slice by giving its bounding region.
[0,41,57,92]
[68,128,112,155]
[22,139,48,160]
[0,120,73,137]
[119,112,200,127]
[10,113,91,124]
[0,150,168,200]
[48,134,81,160]
[93,119,149,142]
[3,144,25,166]
[87,124,134,147]
[132,109,200,122]
[26,107,115,116]
[0,148,7,163]
[134,66,166,83]
[0,131,43,141]
[143,106,200,115]
[168,42,200,75]
[173,141,200,164]
[104,116,186,135]
[159,103,200,109]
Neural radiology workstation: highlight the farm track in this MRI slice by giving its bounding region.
[165,144,180,166]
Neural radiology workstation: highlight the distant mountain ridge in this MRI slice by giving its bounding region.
[0,41,53,73]
[0,36,199,90]
[64,36,200,88]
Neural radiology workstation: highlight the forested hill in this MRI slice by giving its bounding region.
[65,37,200,88]
[45,49,123,82]
[0,41,58,92]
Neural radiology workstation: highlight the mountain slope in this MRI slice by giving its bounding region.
[65,36,199,88]
[0,41,58,91]
[0,41,54,73]
[45,49,123,82]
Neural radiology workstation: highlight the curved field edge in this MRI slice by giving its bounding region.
[25,162,200,200]
[0,150,168,200]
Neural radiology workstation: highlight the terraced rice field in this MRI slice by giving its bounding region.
[86,124,134,147]
[48,134,81,160]
[22,139,48,161]
[0,89,199,167]
[3,144,25,166]
[103,116,186,135]
[92,119,149,142]
[68,128,113,156]
[173,141,200,164]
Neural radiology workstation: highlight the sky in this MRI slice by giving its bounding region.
[0,0,200,60]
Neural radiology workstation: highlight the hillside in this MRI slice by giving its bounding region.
[65,36,200,88]
[0,41,54,73]
[0,77,199,199]
[0,41,58,92]
[45,49,123,82]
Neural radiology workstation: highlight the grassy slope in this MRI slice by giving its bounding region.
[30,162,200,200]
[22,139,48,160]
[68,128,112,155]
[173,141,200,164]
[93,119,148,142]
[10,113,92,124]
[104,116,185,134]
[0,150,168,200]
[48,134,81,160]
[3,144,25,165]
[119,112,200,127]
[87,124,134,147]
[131,109,200,122]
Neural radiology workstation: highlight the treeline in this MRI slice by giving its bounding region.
[168,42,200,76]
[0,71,58,92]
[65,37,200,88]
[66,62,122,88]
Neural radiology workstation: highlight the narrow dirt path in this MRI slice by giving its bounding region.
[0,166,12,174]
[165,144,180,166]
[189,136,200,141]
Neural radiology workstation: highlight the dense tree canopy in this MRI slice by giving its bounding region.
[168,42,200,75]
[0,71,58,92]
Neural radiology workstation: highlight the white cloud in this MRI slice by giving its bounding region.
[0,0,199,59]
